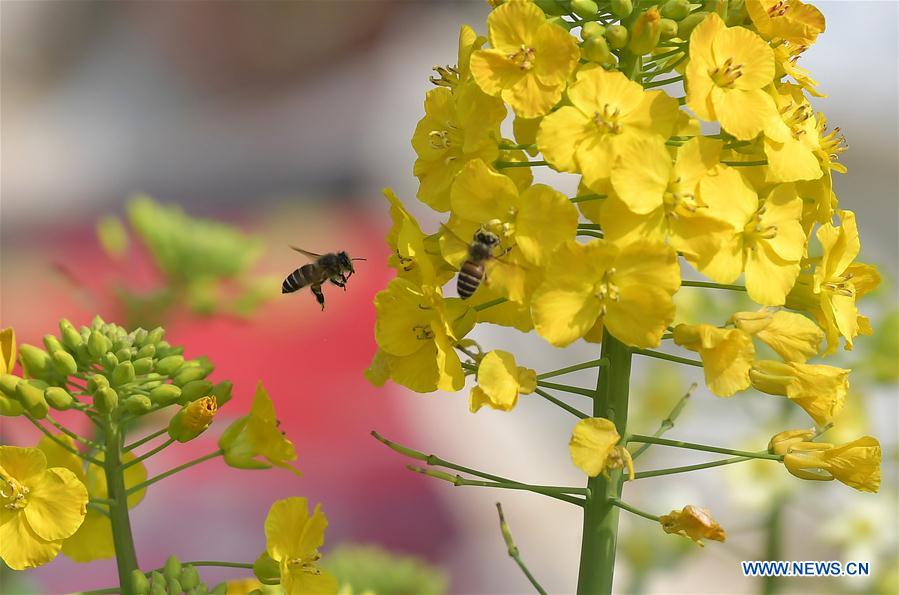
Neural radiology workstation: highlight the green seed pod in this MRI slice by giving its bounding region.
[133,357,154,375]
[571,0,598,18]
[43,334,64,354]
[628,7,662,54]
[103,352,119,370]
[95,386,119,414]
[0,394,24,417]
[19,345,51,379]
[150,384,182,406]
[211,381,233,407]
[605,24,629,49]
[112,361,136,386]
[659,17,679,39]
[155,355,184,376]
[581,21,605,40]
[0,374,21,399]
[52,350,78,376]
[146,327,166,346]
[180,566,200,590]
[131,569,151,595]
[678,11,708,38]
[137,344,156,359]
[124,395,153,415]
[534,0,570,16]
[17,381,49,419]
[173,367,207,386]
[88,331,111,360]
[661,0,690,20]
[210,584,227,595]
[163,555,182,582]
[610,0,633,18]
[60,320,84,350]
[178,380,213,404]
[582,35,615,65]
[45,387,75,410]
[87,373,110,393]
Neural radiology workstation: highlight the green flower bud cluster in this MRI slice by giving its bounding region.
[0,316,232,420]
[324,545,449,595]
[131,557,227,595]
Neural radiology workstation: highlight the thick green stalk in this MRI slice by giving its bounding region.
[576,335,632,595]
[105,423,139,594]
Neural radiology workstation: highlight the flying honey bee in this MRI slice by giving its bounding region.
[281,247,365,310]
[442,222,515,300]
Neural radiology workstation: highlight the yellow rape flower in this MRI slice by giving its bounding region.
[602,135,731,262]
[686,13,779,140]
[0,446,88,570]
[773,42,824,98]
[768,428,816,455]
[538,66,681,190]
[412,82,506,212]
[745,0,825,46]
[373,278,473,392]
[569,417,634,480]
[699,175,805,306]
[264,497,339,595]
[764,84,823,183]
[783,436,881,493]
[384,189,453,287]
[672,324,754,397]
[730,309,822,362]
[431,25,486,88]
[470,0,579,118]
[34,434,148,563]
[0,327,15,374]
[749,360,848,425]
[531,239,680,348]
[659,505,726,546]
[219,382,302,476]
[470,350,536,413]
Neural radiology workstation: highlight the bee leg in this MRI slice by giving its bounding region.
[311,284,326,310]
[329,276,346,291]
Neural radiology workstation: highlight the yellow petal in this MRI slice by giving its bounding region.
[712,26,774,89]
[502,73,563,119]
[712,87,778,141]
[265,497,326,562]
[472,350,521,412]
[470,49,527,97]
[487,0,545,51]
[23,467,87,541]
[0,507,62,570]
[515,184,579,266]
[35,435,84,481]
[604,284,676,348]
[0,327,15,375]
[450,159,519,224]
[537,106,591,173]
[531,283,600,348]
[533,22,580,86]
[61,509,115,562]
[610,136,671,215]
[569,418,620,477]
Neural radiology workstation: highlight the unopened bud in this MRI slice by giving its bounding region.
[17,381,49,419]
[95,386,119,414]
[679,11,708,38]
[115,348,134,362]
[132,328,149,346]
[19,345,51,379]
[88,331,111,360]
[124,395,154,415]
[0,374,21,399]
[173,367,208,386]
[769,429,816,455]
[661,0,690,20]
[163,555,182,582]
[43,335,64,354]
[137,344,156,359]
[0,394,24,417]
[166,578,182,595]
[210,584,227,595]
[611,0,633,18]
[45,387,75,410]
[102,352,119,369]
[605,24,629,49]
[112,361,136,386]
[150,384,182,406]
[178,380,213,404]
[131,569,151,595]
[726,0,748,26]
[581,21,605,40]
[582,35,615,65]
[133,357,154,375]
[179,565,200,590]
[52,350,78,376]
[211,381,233,407]
[571,0,598,18]
[703,0,727,18]
[146,327,166,346]
[155,355,184,376]
[628,7,662,55]
[168,396,217,442]
[659,18,679,39]
[87,373,110,393]
[60,320,83,350]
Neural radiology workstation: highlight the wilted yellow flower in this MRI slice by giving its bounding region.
[672,324,754,397]
[264,497,338,595]
[745,0,825,46]
[0,446,88,570]
[219,382,302,476]
[783,436,881,492]
[168,395,217,443]
[731,309,823,362]
[659,505,726,546]
[750,360,848,425]
[538,66,680,190]
[531,239,680,348]
[686,14,778,140]
[470,0,579,118]
[768,428,816,455]
[0,327,15,374]
[569,417,633,480]
[470,350,536,413]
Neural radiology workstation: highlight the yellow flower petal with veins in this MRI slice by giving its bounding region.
[784,436,880,493]
[731,310,822,362]
[470,350,536,413]
[746,0,825,46]
[569,418,632,479]
[673,324,754,397]
[750,360,847,425]
[264,497,338,595]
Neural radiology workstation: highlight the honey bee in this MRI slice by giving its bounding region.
[442,222,514,300]
[282,247,365,310]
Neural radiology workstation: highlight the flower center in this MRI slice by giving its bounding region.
[710,57,743,88]
[430,64,461,88]
[595,268,620,315]
[428,120,460,151]
[780,102,813,140]
[767,0,790,17]
[1,477,30,510]
[593,104,622,134]
[663,176,704,219]
[507,45,536,71]
[287,551,323,575]
[413,324,435,341]
[818,122,847,162]
[743,207,778,248]
[822,273,855,297]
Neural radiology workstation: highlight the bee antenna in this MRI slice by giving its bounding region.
[351,257,367,262]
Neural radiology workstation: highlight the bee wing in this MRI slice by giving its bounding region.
[438,223,469,245]
[289,246,321,260]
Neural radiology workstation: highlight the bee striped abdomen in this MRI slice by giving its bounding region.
[282,264,318,294]
[457,261,485,299]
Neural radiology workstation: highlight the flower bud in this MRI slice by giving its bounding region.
[150,384,182,406]
[210,584,227,595]
[137,344,156,359]
[102,352,119,369]
[211,381,233,407]
[678,11,708,38]
[133,357,154,375]
[581,21,605,40]
[166,578,182,595]
[52,350,78,376]
[571,0,598,18]
[0,374,21,399]
[88,330,112,360]
[703,0,727,18]
[132,328,149,346]
[45,387,75,410]
[628,7,662,55]
[19,345,51,379]
[179,566,200,590]
[124,395,153,415]
[253,552,281,586]
[43,334,64,354]
[95,386,119,414]
[17,381,49,419]
[60,319,83,350]
[659,18,679,39]
[115,348,134,362]
[112,361,136,386]
[611,0,633,18]
[768,428,816,455]
[661,0,690,20]
[582,35,615,65]
[163,555,182,582]
[87,373,110,393]
[725,0,748,26]
[131,569,151,595]
[179,380,214,404]
[155,355,184,376]
[168,396,217,442]
[146,327,166,346]
[605,24,629,49]
[173,366,208,386]
[0,394,24,417]
[150,582,166,595]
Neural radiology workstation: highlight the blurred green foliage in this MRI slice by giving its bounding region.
[324,544,448,595]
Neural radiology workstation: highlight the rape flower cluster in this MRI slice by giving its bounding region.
[370,1,883,592]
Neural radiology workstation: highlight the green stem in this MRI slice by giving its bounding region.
[537,358,608,380]
[536,380,595,398]
[533,388,588,419]
[577,334,633,595]
[570,193,606,203]
[23,413,103,466]
[643,75,684,88]
[87,502,112,519]
[627,435,784,460]
[473,297,508,312]
[643,48,684,63]
[722,160,768,167]
[126,450,223,495]
[498,142,537,151]
[633,456,752,480]
[681,280,747,291]
[762,503,784,595]
[124,427,169,451]
[44,414,102,450]
[495,160,549,169]
[608,497,661,522]
[497,503,548,595]
[632,348,702,368]
[122,438,175,470]
[105,423,139,594]
[630,383,696,461]
[409,466,589,501]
